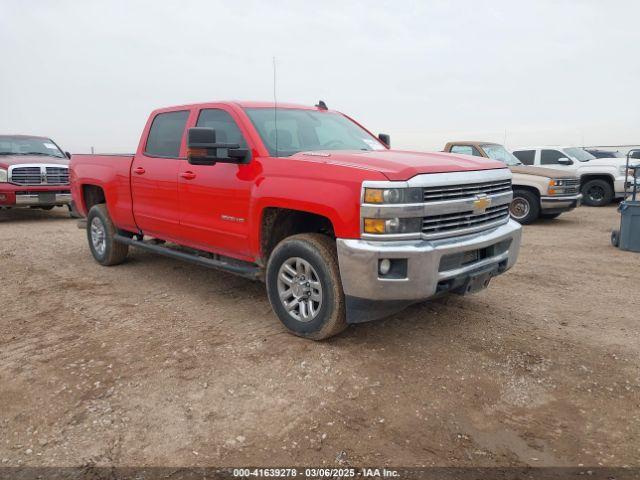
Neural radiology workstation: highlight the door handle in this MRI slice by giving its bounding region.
[180,171,196,180]
[134,167,146,175]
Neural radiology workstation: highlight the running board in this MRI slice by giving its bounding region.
[113,234,261,280]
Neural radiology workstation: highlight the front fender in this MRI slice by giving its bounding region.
[249,176,363,257]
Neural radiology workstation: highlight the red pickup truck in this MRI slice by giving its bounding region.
[0,135,72,212]
[70,101,522,339]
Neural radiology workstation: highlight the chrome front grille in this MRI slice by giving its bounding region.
[45,167,69,184]
[361,169,514,241]
[422,204,510,238]
[10,167,42,185]
[423,180,512,202]
[9,164,70,186]
[561,178,580,195]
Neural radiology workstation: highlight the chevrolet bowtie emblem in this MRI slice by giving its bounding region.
[472,194,491,213]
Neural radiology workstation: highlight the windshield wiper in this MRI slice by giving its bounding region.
[22,152,63,158]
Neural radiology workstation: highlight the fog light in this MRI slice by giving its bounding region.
[379,258,391,275]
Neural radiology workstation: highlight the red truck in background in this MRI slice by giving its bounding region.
[0,135,72,213]
[70,101,522,339]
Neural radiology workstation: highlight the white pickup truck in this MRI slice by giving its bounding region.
[511,146,631,206]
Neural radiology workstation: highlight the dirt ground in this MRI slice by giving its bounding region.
[0,205,639,468]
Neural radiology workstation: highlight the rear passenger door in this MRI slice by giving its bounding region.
[131,110,189,239]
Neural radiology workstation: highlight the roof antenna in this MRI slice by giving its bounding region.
[316,100,328,110]
[273,56,278,158]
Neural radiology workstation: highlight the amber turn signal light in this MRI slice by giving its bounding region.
[364,218,386,233]
[364,188,384,204]
[187,148,208,158]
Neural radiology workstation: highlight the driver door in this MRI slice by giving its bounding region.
[177,107,253,258]
[539,149,574,172]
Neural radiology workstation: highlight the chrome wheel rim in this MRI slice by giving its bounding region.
[90,217,106,256]
[510,197,530,220]
[277,257,323,322]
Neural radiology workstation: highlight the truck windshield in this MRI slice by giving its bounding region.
[0,136,65,158]
[563,147,595,162]
[244,108,386,157]
[482,144,522,166]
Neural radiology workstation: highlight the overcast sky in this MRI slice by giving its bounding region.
[1,0,639,153]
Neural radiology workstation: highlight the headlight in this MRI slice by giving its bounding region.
[548,178,575,195]
[364,187,422,204]
[364,217,422,234]
[619,165,636,177]
[0,168,7,183]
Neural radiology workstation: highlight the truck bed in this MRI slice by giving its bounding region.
[70,154,137,232]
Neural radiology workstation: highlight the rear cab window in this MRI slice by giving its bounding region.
[513,150,535,165]
[145,110,190,158]
[450,145,482,156]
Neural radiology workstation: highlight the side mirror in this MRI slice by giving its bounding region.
[187,127,251,165]
[378,133,390,148]
[557,157,572,165]
[65,151,71,159]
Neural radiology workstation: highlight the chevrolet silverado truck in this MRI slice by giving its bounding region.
[0,135,72,213]
[511,146,633,206]
[443,141,581,224]
[70,101,522,340]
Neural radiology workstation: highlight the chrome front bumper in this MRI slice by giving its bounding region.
[540,193,582,212]
[15,192,71,206]
[336,220,522,322]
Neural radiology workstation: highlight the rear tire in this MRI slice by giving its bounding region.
[582,179,614,207]
[86,204,128,266]
[266,233,347,340]
[540,213,561,220]
[509,189,540,224]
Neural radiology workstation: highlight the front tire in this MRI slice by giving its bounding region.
[266,234,347,340]
[86,204,129,266]
[582,179,613,207]
[509,189,540,224]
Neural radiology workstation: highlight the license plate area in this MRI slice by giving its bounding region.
[38,192,56,204]
[438,239,511,273]
[462,269,494,294]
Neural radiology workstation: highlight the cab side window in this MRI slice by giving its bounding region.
[450,145,481,156]
[541,149,567,165]
[513,150,535,165]
[145,110,189,158]
[196,109,247,147]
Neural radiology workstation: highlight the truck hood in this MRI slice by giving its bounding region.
[510,164,576,179]
[296,149,505,181]
[0,154,69,169]
[581,157,627,168]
